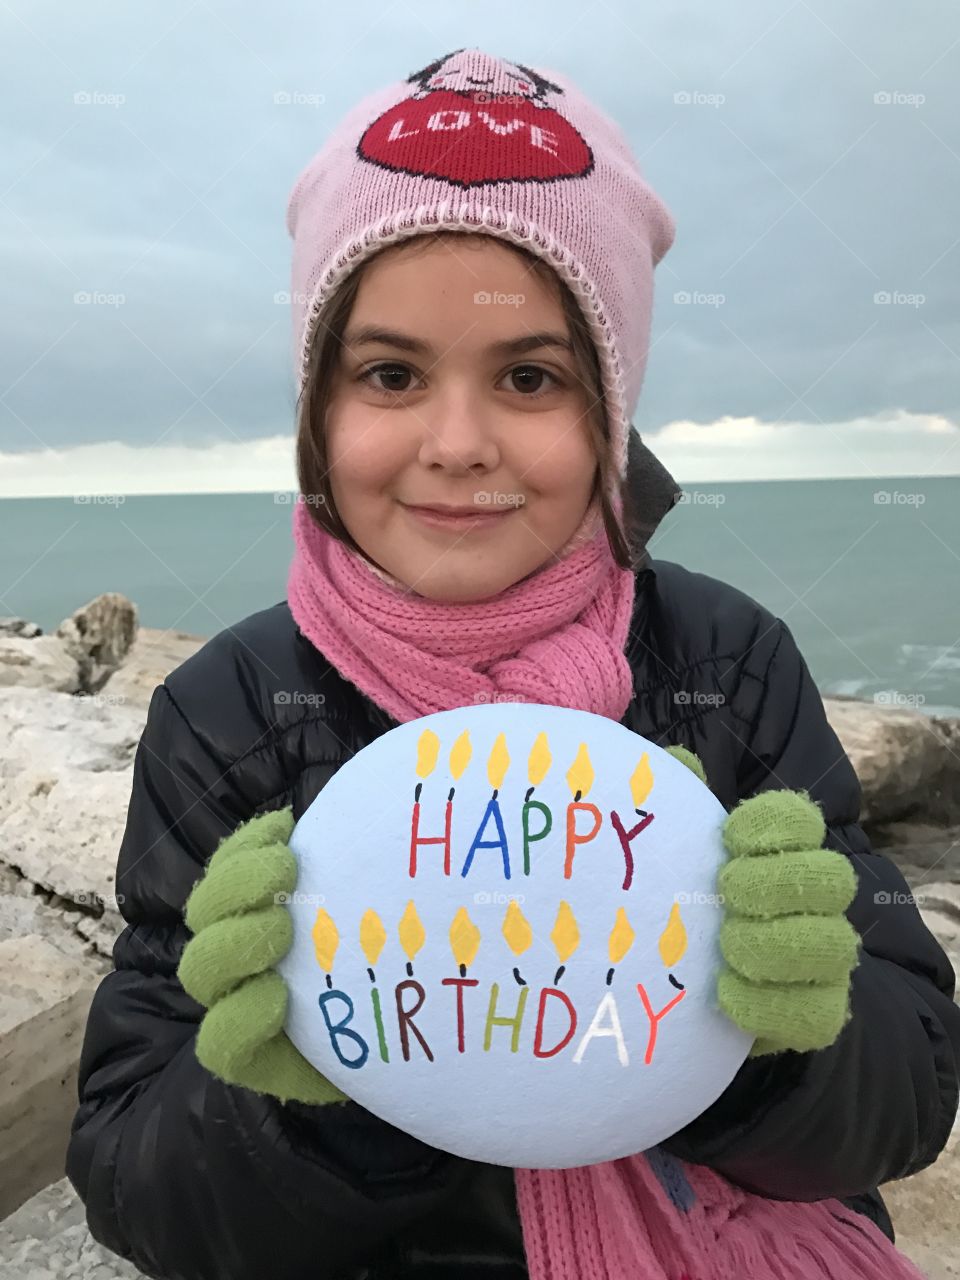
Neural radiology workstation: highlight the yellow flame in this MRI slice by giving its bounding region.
[630,753,654,807]
[415,729,440,779]
[659,902,688,967]
[527,731,552,786]
[565,742,594,798]
[398,899,426,962]
[360,909,387,966]
[312,908,339,972]
[449,730,472,780]
[487,732,510,790]
[449,907,481,968]
[551,901,580,963]
[608,907,636,964]
[502,900,533,956]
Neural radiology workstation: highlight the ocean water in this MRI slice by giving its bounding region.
[1,477,957,716]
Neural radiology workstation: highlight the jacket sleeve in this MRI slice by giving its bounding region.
[66,682,468,1280]
[660,615,960,1202]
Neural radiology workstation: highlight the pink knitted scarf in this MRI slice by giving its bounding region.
[286,496,637,723]
[286,497,925,1280]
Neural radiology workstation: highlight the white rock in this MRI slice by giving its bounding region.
[0,618,42,638]
[824,697,960,826]
[0,688,144,918]
[0,1177,145,1278]
[0,637,80,693]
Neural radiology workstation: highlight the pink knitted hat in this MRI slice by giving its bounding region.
[284,47,676,502]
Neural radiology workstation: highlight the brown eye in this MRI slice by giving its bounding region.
[503,365,562,397]
[359,363,418,395]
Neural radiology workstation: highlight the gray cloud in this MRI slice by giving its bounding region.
[1,0,957,470]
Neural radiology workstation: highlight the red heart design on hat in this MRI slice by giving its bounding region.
[359,89,593,189]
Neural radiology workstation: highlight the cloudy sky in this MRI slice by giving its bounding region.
[1,0,958,495]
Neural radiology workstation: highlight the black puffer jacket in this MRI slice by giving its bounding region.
[66,449,960,1280]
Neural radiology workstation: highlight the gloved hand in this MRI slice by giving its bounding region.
[664,745,861,1057]
[177,807,348,1105]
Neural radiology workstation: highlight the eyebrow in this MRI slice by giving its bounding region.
[343,325,575,358]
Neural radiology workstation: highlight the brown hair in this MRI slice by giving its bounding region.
[294,230,638,569]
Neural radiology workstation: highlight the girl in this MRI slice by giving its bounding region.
[67,48,958,1280]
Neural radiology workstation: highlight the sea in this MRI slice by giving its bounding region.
[1,476,958,717]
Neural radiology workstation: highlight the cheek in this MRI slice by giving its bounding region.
[326,406,405,495]
[519,419,597,496]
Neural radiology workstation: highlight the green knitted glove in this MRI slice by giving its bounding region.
[664,745,861,1058]
[177,807,348,1106]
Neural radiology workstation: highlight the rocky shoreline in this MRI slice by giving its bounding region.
[0,595,957,1278]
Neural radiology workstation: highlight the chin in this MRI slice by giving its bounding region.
[400,563,526,603]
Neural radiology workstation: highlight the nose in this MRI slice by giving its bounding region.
[415,384,501,475]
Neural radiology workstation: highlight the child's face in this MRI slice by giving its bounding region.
[324,235,599,602]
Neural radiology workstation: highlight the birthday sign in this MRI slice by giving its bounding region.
[277,703,753,1168]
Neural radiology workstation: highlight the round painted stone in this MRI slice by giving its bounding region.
[277,702,753,1168]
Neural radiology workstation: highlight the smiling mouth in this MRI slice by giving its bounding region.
[401,502,516,531]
